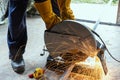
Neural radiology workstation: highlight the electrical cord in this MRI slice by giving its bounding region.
[92,30,120,63]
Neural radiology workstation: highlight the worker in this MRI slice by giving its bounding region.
[34,0,74,29]
[0,0,60,22]
[8,0,74,74]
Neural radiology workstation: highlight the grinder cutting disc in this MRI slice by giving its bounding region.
[44,20,98,58]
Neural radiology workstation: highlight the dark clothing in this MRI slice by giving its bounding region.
[8,0,60,60]
[8,0,28,60]
[51,0,60,17]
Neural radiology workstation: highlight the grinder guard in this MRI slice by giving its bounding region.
[44,20,98,59]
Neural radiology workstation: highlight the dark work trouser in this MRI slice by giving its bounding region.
[51,0,60,17]
[8,0,60,60]
[8,0,28,60]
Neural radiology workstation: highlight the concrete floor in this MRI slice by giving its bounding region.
[0,3,120,80]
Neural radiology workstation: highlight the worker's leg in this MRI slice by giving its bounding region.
[51,0,60,17]
[8,0,28,74]
[57,0,75,20]
[34,0,61,30]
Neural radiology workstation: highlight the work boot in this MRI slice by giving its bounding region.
[34,0,61,30]
[57,0,75,20]
[10,50,25,74]
[11,58,25,74]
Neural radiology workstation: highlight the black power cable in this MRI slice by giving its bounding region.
[92,30,120,63]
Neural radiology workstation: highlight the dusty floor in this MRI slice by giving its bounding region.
[0,3,120,80]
